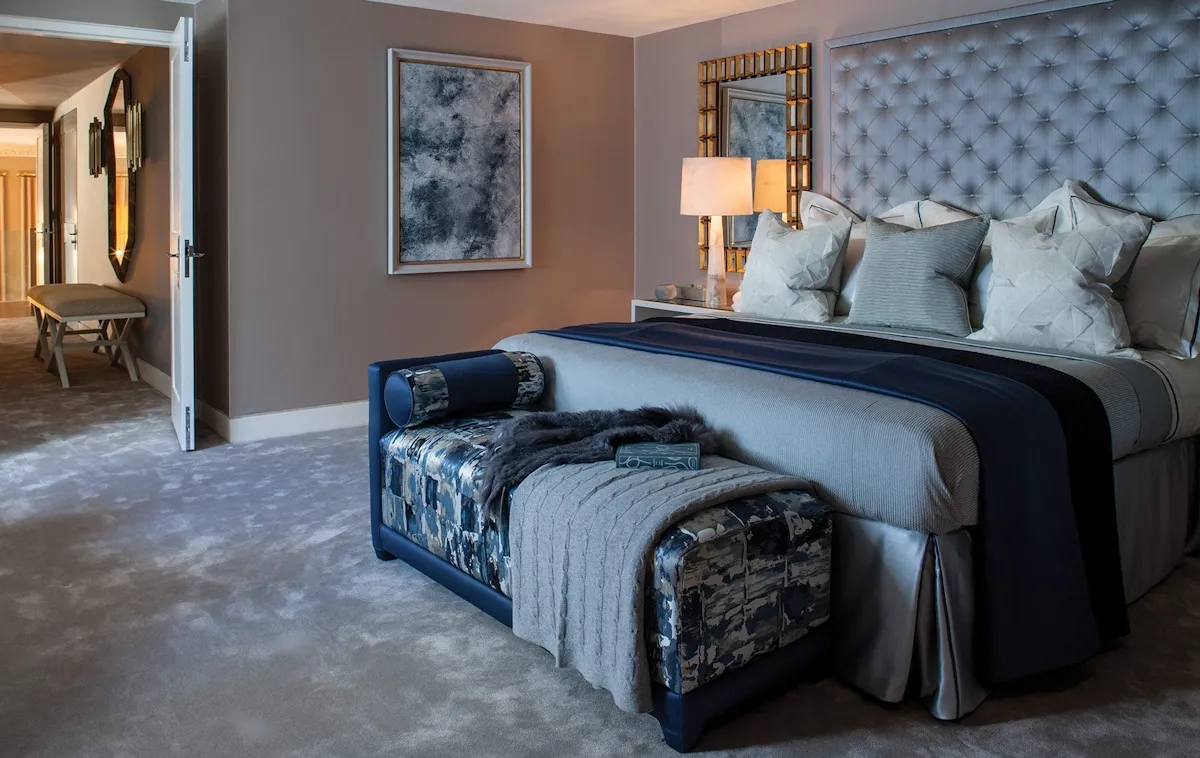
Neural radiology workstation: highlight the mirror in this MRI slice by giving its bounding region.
[721,74,788,247]
[105,69,136,281]
[697,46,811,272]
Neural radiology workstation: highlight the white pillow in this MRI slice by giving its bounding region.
[971,206,1060,327]
[969,215,1151,357]
[734,211,852,322]
[1123,216,1200,358]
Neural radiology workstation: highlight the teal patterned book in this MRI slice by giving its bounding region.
[615,442,702,471]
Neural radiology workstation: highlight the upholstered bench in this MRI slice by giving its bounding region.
[373,407,833,751]
[26,283,146,388]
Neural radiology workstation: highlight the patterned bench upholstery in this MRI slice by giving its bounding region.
[380,412,832,696]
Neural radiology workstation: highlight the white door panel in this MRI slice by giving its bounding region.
[170,16,197,451]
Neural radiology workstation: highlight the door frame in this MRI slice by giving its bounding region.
[0,13,198,448]
[0,15,175,46]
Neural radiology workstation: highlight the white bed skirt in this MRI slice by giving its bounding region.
[834,437,1199,720]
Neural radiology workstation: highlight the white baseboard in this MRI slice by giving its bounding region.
[137,359,364,444]
[138,359,172,398]
[222,400,368,443]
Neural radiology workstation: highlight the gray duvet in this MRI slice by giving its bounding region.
[496,322,1184,535]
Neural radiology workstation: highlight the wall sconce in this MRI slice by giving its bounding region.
[127,101,144,172]
[88,118,103,177]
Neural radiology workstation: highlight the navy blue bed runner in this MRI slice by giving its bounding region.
[536,319,1128,685]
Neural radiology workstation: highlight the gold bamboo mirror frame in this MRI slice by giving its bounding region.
[697,45,812,273]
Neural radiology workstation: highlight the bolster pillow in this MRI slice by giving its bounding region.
[384,351,545,428]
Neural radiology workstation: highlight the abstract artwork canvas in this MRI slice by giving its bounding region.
[722,88,786,246]
[388,50,532,274]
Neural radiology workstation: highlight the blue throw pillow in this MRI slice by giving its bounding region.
[384,351,545,428]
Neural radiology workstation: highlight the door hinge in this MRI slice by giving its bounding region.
[185,406,193,442]
[184,40,190,63]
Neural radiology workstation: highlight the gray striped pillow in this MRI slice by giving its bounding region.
[846,216,990,337]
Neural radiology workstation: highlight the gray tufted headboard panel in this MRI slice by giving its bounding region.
[828,0,1200,221]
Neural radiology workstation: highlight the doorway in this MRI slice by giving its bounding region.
[0,15,198,451]
[0,123,43,316]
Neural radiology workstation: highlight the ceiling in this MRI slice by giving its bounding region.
[0,125,40,157]
[0,33,138,111]
[366,0,796,37]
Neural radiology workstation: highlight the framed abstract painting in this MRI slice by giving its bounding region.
[387,49,532,274]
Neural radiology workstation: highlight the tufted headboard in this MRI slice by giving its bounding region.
[827,0,1200,221]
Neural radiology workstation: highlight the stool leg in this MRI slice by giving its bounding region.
[49,320,69,388]
[114,319,140,382]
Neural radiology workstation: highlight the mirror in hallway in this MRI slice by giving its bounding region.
[104,68,136,281]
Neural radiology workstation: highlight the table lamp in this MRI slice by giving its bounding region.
[680,157,752,308]
[754,159,788,223]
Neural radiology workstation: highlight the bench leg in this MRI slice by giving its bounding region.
[113,319,140,382]
[48,320,69,388]
[93,320,112,358]
[33,308,45,360]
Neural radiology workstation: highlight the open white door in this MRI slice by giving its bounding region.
[34,122,50,285]
[169,16,197,451]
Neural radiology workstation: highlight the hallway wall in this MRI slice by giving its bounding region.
[53,67,118,287]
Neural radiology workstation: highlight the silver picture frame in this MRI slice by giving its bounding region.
[387,49,533,275]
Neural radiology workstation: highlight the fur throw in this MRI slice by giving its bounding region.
[478,407,721,513]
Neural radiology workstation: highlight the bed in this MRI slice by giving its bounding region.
[500,0,1200,719]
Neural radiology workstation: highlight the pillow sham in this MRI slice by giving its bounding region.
[1122,216,1200,358]
[734,211,852,322]
[800,191,861,228]
[1029,180,1094,233]
[845,216,990,336]
[969,215,1151,357]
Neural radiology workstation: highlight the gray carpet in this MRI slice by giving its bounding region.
[1,316,1198,757]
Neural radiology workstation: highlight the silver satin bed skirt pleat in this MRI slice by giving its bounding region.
[831,437,1200,720]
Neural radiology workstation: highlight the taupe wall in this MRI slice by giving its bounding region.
[224,0,634,417]
[633,0,1037,297]
[0,0,188,29]
[112,45,171,375]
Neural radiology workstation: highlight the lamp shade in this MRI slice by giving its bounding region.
[680,157,753,216]
[753,159,787,214]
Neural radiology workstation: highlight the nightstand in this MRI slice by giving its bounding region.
[630,298,733,322]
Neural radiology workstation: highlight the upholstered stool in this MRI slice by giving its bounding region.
[26,283,147,388]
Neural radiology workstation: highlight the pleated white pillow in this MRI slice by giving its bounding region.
[734,211,851,322]
[970,215,1151,357]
